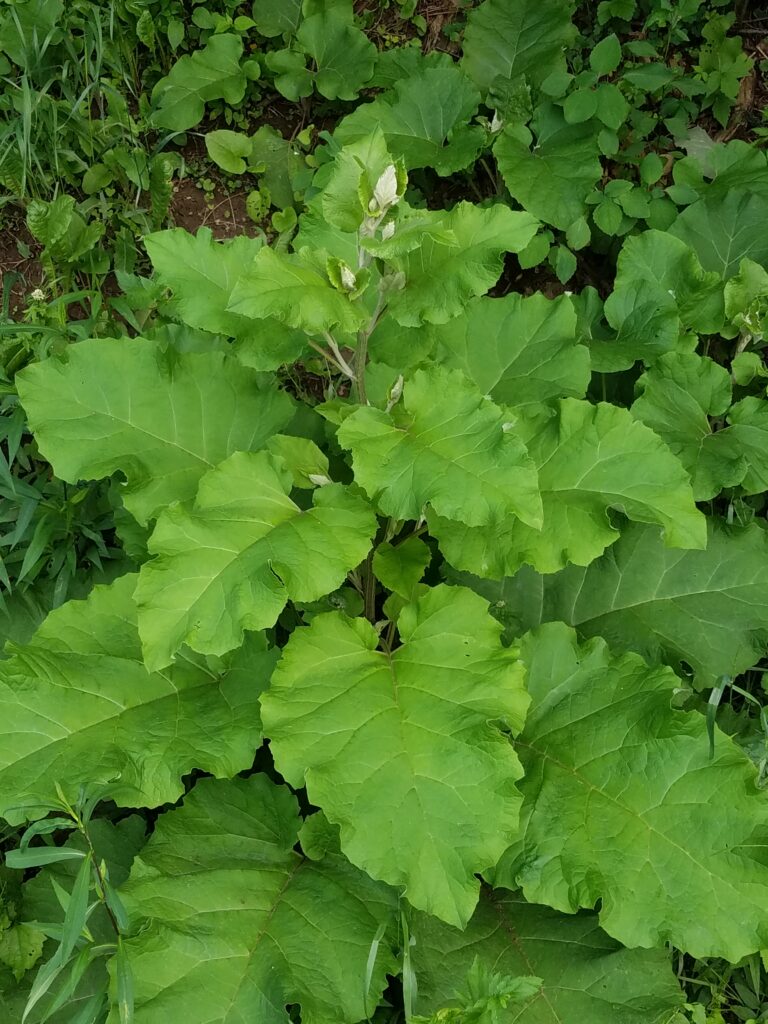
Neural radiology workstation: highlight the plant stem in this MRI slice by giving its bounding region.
[322,331,356,378]
[354,293,386,405]
[355,335,369,406]
[735,329,753,357]
[308,339,354,380]
[76,817,121,936]
[384,618,396,651]
[363,550,376,623]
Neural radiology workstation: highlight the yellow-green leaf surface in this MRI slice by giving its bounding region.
[136,451,377,670]
[373,534,431,598]
[337,366,542,528]
[144,228,308,370]
[431,398,706,576]
[607,229,724,335]
[494,624,768,960]
[16,337,293,525]
[261,585,528,927]
[144,227,263,339]
[434,292,591,407]
[0,576,272,824]
[108,776,398,1024]
[727,396,768,494]
[227,246,366,334]
[387,202,538,326]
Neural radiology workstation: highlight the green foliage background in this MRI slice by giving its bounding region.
[1,0,768,1022]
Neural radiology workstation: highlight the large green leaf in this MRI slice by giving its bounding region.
[369,45,453,90]
[606,229,724,343]
[0,583,62,653]
[261,585,528,927]
[336,366,542,529]
[150,34,246,131]
[526,520,768,685]
[431,398,706,576]
[631,352,744,500]
[297,9,376,100]
[251,0,302,37]
[413,891,684,1024]
[228,246,366,334]
[462,0,575,93]
[334,67,485,176]
[0,576,271,824]
[144,228,307,370]
[494,106,602,231]
[373,534,431,600]
[433,293,590,407]
[293,193,362,270]
[16,337,294,525]
[109,776,398,1024]
[494,624,768,959]
[591,287,685,373]
[145,229,260,336]
[671,139,768,201]
[726,396,768,495]
[670,189,768,280]
[136,450,377,670]
[387,202,539,326]
[249,123,310,209]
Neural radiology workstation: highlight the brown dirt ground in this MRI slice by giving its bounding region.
[163,131,250,240]
[170,178,252,239]
[0,208,43,318]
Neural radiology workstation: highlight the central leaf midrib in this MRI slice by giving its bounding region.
[391,412,527,516]
[491,894,563,1024]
